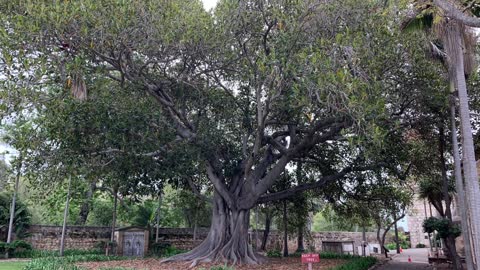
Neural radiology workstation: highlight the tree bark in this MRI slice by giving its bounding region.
[261,213,271,251]
[447,20,480,268]
[283,200,289,257]
[450,94,474,270]
[162,191,262,267]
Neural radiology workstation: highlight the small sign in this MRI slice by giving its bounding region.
[301,253,320,263]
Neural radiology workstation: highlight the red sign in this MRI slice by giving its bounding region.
[301,253,320,263]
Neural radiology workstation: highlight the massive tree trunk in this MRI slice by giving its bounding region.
[446,20,480,267]
[450,94,474,269]
[163,192,262,267]
[261,213,271,251]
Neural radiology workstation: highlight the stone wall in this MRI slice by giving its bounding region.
[22,225,111,250]
[16,225,383,255]
[252,230,382,254]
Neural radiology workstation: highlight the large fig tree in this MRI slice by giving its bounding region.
[0,0,434,265]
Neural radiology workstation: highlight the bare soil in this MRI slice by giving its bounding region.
[77,257,346,270]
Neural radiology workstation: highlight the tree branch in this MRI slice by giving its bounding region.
[434,0,480,27]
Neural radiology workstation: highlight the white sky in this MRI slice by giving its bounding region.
[201,0,219,11]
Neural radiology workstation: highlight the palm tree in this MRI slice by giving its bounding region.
[401,1,480,268]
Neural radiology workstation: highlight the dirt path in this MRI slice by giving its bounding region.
[77,257,346,270]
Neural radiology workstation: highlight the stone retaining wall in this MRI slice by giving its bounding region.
[23,225,111,250]
[16,225,383,255]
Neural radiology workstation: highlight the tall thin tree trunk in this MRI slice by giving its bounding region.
[394,213,400,254]
[447,21,480,267]
[255,207,259,251]
[107,186,118,256]
[60,176,72,257]
[450,94,474,269]
[6,158,22,259]
[296,224,305,253]
[261,212,271,251]
[283,200,288,257]
[362,225,366,256]
[155,192,162,243]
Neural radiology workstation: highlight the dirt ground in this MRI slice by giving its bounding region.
[77,257,346,270]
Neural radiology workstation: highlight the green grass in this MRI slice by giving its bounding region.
[0,261,28,270]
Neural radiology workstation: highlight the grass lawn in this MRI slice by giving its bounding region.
[0,261,27,270]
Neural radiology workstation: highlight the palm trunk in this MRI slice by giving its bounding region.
[447,21,480,267]
[450,94,474,269]
[162,191,262,267]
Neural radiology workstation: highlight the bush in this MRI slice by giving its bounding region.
[416,243,426,248]
[148,242,171,256]
[319,252,355,260]
[266,249,282,258]
[331,256,377,270]
[0,240,32,256]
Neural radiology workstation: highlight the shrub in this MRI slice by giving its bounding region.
[0,240,32,256]
[148,242,171,256]
[416,243,426,248]
[319,252,355,260]
[331,256,377,270]
[266,249,282,258]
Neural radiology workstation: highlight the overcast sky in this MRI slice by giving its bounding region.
[201,0,219,11]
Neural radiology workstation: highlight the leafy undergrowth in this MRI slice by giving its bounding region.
[23,254,127,270]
